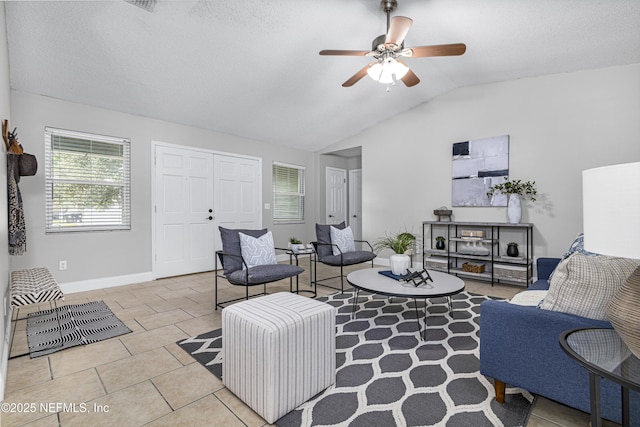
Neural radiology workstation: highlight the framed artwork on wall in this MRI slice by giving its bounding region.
[452,135,509,207]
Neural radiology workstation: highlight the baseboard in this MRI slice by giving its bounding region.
[59,272,155,294]
[0,338,7,402]
[0,303,11,402]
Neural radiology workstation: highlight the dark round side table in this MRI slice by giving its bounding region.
[287,247,316,297]
[560,328,640,427]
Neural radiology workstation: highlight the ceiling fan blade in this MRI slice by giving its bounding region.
[398,60,420,87]
[342,62,376,87]
[385,16,413,46]
[406,43,467,58]
[320,49,371,56]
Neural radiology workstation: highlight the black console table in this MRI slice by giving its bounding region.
[423,221,534,286]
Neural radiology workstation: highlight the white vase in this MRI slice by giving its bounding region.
[389,253,410,275]
[507,194,522,224]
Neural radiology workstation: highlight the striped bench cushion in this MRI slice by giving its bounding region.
[222,292,336,424]
[10,267,64,307]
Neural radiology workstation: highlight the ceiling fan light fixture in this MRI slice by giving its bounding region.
[367,57,409,84]
[320,0,465,88]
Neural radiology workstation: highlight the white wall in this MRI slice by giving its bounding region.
[0,3,12,401]
[9,92,319,284]
[8,64,640,286]
[322,64,640,258]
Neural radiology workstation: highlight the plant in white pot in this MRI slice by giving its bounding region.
[374,230,417,275]
[289,237,305,253]
[487,179,537,224]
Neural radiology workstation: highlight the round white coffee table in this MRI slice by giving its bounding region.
[346,267,465,340]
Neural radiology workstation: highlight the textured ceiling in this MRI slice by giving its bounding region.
[5,0,640,152]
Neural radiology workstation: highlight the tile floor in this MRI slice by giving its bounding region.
[1,263,619,426]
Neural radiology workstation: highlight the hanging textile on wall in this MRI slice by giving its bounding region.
[4,121,37,256]
[7,153,26,255]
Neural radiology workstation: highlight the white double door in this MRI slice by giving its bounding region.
[154,144,261,278]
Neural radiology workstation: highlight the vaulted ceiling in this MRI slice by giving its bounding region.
[5,0,640,152]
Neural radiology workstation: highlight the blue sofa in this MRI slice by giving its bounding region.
[480,257,640,424]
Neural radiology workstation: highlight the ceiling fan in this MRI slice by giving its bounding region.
[319,0,466,88]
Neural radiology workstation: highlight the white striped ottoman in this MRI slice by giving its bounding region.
[222,292,336,424]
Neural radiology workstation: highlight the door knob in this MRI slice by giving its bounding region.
[352,214,357,218]
[328,214,334,218]
[209,209,213,213]
[206,216,213,220]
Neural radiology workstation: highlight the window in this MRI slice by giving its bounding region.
[45,127,131,232]
[272,162,305,224]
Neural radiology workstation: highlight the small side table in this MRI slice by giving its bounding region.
[287,248,316,297]
[560,328,640,427]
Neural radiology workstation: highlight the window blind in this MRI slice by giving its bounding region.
[273,162,305,223]
[44,127,131,232]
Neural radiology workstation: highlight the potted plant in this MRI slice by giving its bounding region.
[435,236,446,250]
[506,242,519,257]
[487,178,538,224]
[289,237,305,253]
[374,230,417,275]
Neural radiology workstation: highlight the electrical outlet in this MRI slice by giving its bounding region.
[59,260,67,271]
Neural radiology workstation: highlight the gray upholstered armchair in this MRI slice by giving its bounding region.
[214,227,304,309]
[312,222,376,293]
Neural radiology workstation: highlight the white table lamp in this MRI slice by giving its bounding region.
[583,161,640,357]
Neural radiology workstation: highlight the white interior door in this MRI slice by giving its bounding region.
[155,145,214,278]
[349,169,362,240]
[214,154,262,253]
[326,167,347,225]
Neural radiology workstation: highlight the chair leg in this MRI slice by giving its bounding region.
[340,264,344,293]
[494,379,506,403]
[313,256,316,285]
[9,307,19,358]
[10,300,65,359]
[214,255,219,310]
[214,272,218,310]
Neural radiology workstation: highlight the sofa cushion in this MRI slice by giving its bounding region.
[219,227,268,275]
[315,222,345,259]
[540,253,640,321]
[227,264,304,285]
[562,233,600,259]
[548,233,600,282]
[330,225,355,255]
[239,231,277,269]
[509,290,548,306]
[319,250,376,267]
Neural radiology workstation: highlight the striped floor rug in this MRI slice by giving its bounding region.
[26,301,131,358]
[178,291,534,426]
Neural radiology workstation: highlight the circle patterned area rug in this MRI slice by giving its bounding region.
[178,291,533,426]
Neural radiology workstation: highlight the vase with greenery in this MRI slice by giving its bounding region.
[374,230,417,275]
[487,179,537,224]
[435,236,446,250]
[289,237,305,253]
